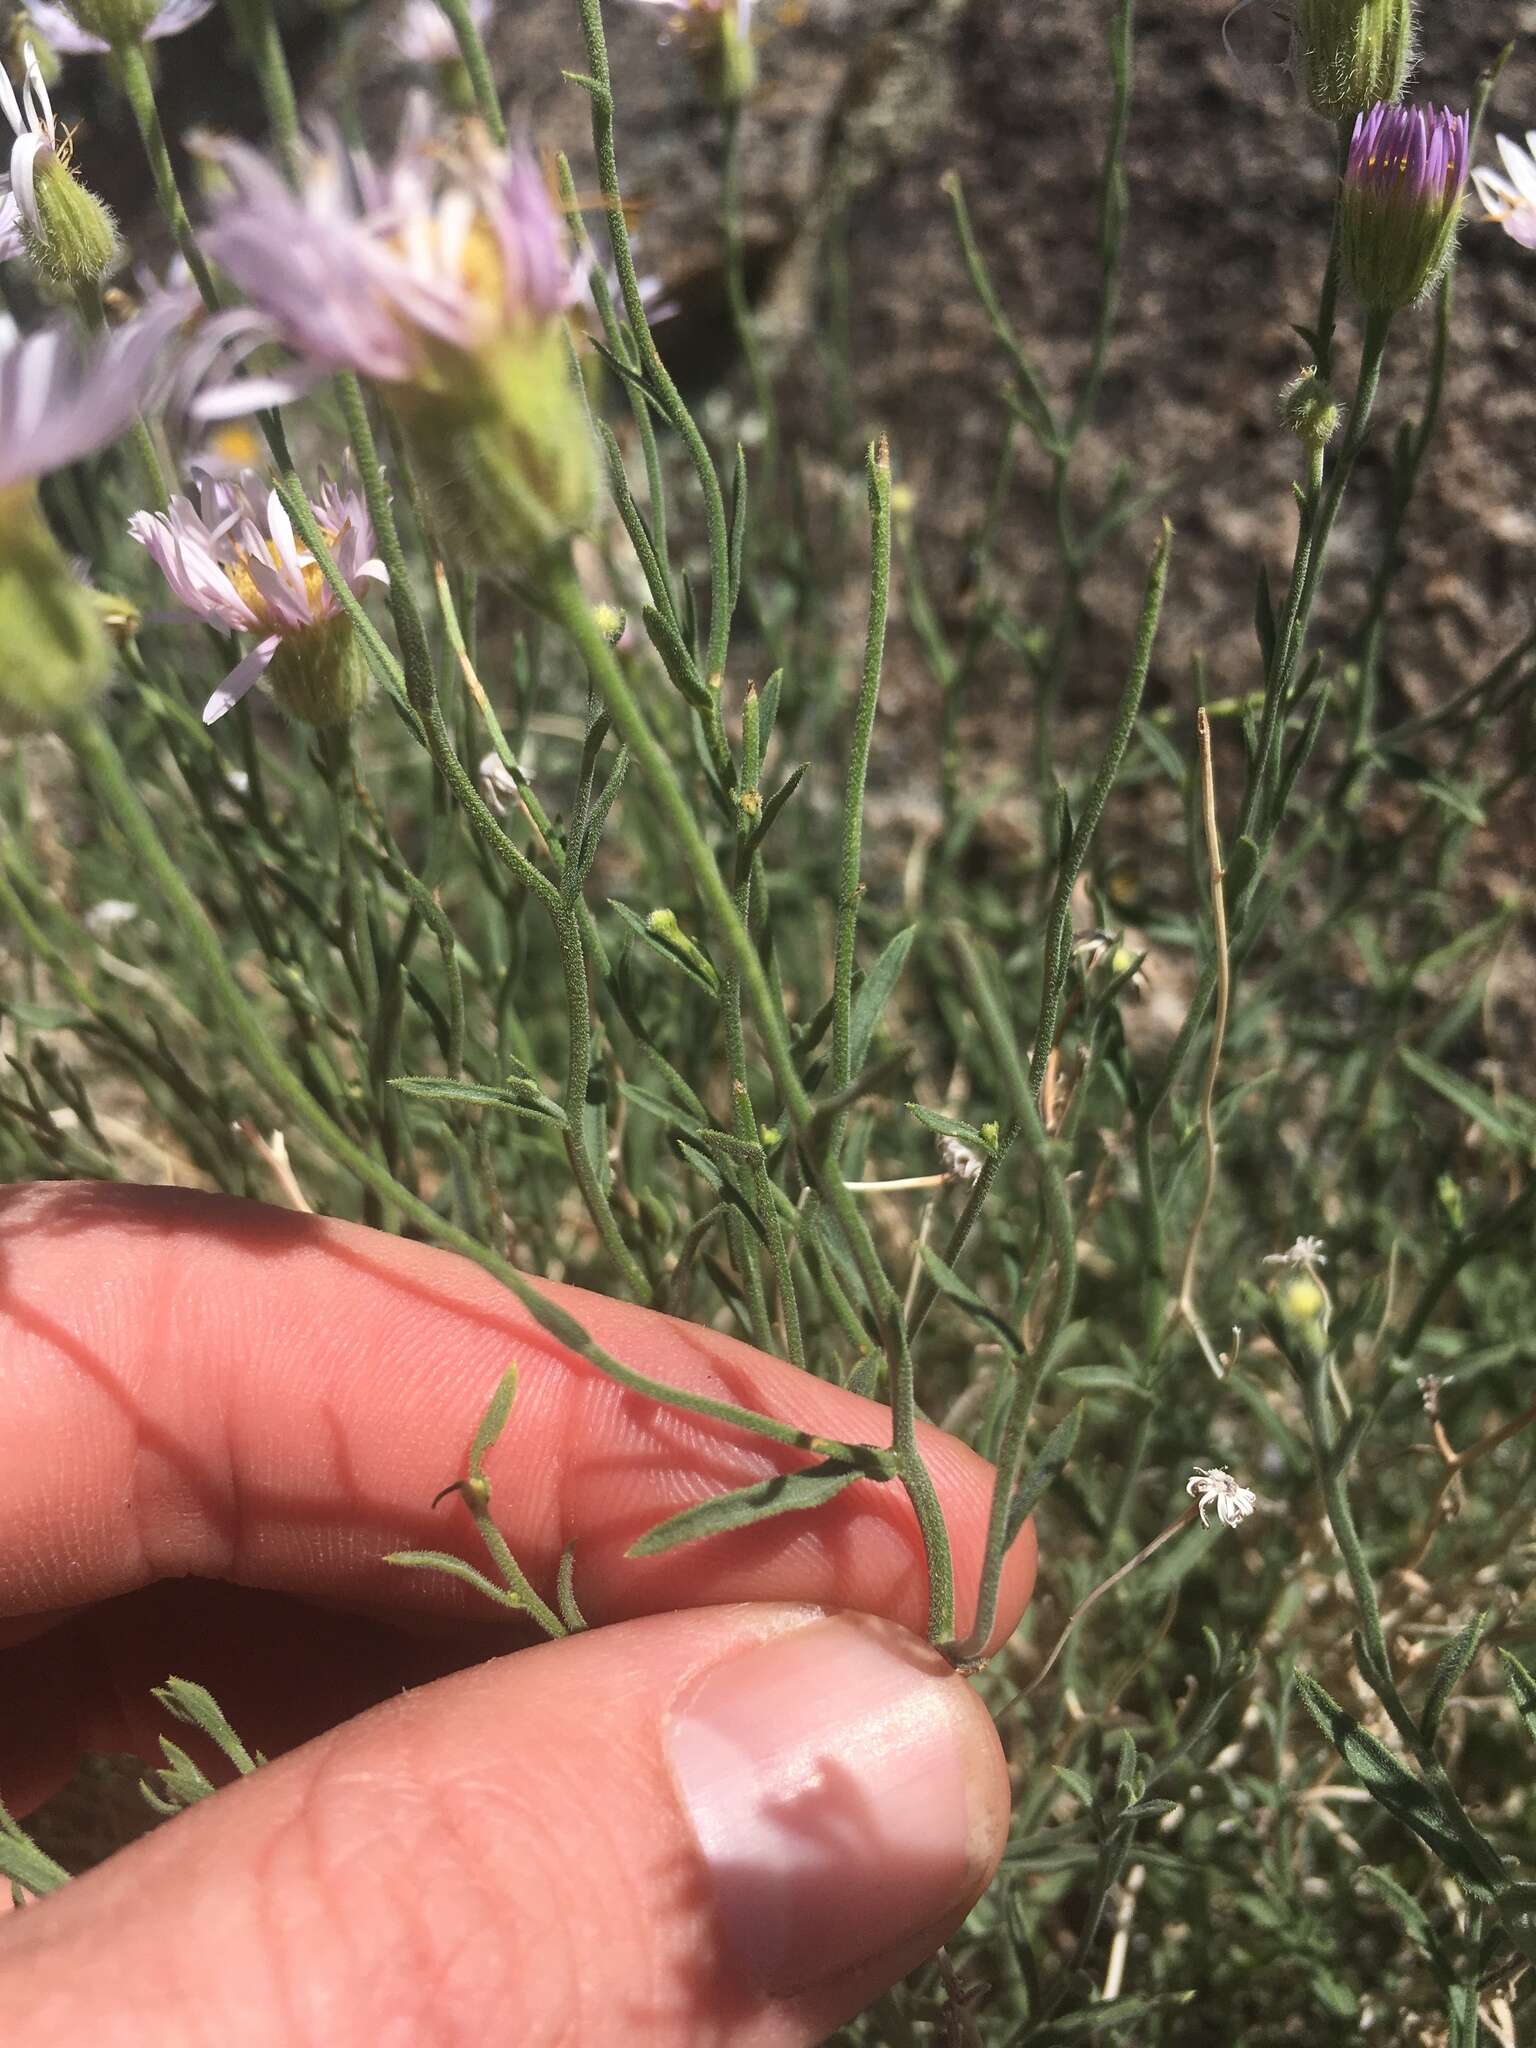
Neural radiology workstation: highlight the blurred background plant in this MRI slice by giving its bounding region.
[2,0,1536,2039]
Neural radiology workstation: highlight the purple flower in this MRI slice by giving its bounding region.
[129,470,386,723]
[194,111,580,409]
[1341,101,1468,311]
[24,0,213,56]
[0,292,187,490]
[1472,130,1536,252]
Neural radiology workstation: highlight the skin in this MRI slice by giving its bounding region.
[0,1181,1035,2046]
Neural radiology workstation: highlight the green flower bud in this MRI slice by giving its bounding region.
[1297,0,1415,120]
[0,483,111,732]
[1279,367,1342,449]
[24,153,118,289]
[264,616,370,728]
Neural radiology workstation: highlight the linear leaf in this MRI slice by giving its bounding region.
[1294,1670,1498,1897]
[1005,1404,1084,1545]
[627,1459,871,1558]
[849,924,918,1072]
[1421,1610,1487,1743]
[1397,1045,1536,1158]
[390,1073,567,1124]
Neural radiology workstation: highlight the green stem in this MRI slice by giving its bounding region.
[949,929,1078,1662]
[111,41,220,309]
[226,0,302,183]
[575,0,734,685]
[435,0,507,143]
[829,440,892,1138]
[721,97,776,485]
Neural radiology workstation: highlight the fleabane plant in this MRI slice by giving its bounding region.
[129,471,386,726]
[198,113,594,570]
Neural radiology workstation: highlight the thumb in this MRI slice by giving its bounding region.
[2,1606,1011,2048]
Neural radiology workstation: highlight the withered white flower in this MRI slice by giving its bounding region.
[1264,1234,1326,1268]
[938,1135,984,1183]
[1186,1465,1256,1531]
[477,750,519,815]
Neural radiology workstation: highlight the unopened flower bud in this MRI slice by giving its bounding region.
[1279,367,1341,449]
[24,152,118,288]
[1341,100,1468,312]
[0,483,111,731]
[1297,0,1415,121]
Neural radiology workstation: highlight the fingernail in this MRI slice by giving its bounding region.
[667,1614,1003,1997]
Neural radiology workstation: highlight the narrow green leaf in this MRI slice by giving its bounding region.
[1054,1366,1153,1406]
[917,1243,1022,1355]
[1500,1649,1536,1745]
[1051,1765,1096,1809]
[1357,1866,1444,1965]
[390,1073,567,1125]
[848,924,918,1072]
[1294,1670,1497,1896]
[1005,1405,1083,1545]
[1029,1991,1196,2039]
[641,602,712,708]
[627,1459,870,1559]
[0,1799,70,1898]
[906,1103,995,1151]
[469,1368,518,1482]
[384,1549,526,1611]
[1421,1611,1487,1743]
[1397,1045,1536,1158]
[556,1545,588,1633]
[152,1677,261,1775]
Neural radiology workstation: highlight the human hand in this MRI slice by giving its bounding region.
[0,1181,1034,2047]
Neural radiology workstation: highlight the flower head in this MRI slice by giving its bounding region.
[129,470,385,725]
[0,41,116,283]
[199,113,579,396]
[24,0,212,54]
[1264,1234,1327,1268]
[1472,130,1536,252]
[1186,1465,1257,1531]
[1340,100,1468,311]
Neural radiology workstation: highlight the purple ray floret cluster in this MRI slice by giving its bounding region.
[197,112,579,403]
[1345,101,1468,211]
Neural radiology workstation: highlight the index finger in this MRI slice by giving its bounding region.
[0,1181,1035,1650]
